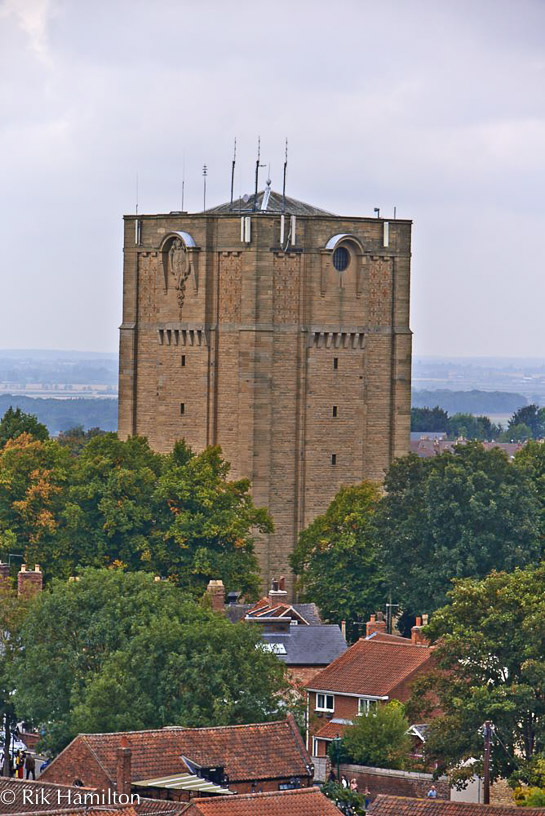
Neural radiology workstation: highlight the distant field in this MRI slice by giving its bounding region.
[412,389,527,415]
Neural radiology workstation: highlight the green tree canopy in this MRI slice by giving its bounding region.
[376,443,542,615]
[0,434,268,599]
[336,701,411,770]
[290,482,384,634]
[411,407,449,433]
[508,405,545,440]
[408,565,545,784]
[0,407,48,447]
[13,568,288,754]
[447,413,501,441]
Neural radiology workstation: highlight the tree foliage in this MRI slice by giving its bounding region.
[0,430,269,599]
[407,565,545,784]
[13,568,288,754]
[508,405,545,440]
[290,482,384,635]
[0,407,48,447]
[411,407,449,433]
[339,701,411,770]
[376,444,542,615]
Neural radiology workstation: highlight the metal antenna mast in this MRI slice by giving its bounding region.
[282,138,288,213]
[253,136,265,211]
[181,154,185,212]
[230,138,237,209]
[136,172,139,215]
[202,164,208,211]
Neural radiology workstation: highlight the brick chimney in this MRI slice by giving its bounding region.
[17,565,43,598]
[116,736,132,798]
[268,576,288,606]
[365,612,386,638]
[206,580,226,614]
[411,615,429,646]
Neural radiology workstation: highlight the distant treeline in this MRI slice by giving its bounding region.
[0,396,117,435]
[412,389,527,414]
[0,356,118,386]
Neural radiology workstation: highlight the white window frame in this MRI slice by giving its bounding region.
[358,697,378,715]
[316,693,335,712]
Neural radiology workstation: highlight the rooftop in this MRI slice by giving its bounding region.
[183,786,342,815]
[261,624,347,666]
[368,795,545,816]
[45,717,311,786]
[203,188,334,216]
[308,637,433,698]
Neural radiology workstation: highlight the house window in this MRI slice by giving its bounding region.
[316,693,334,712]
[332,406,338,417]
[181,355,186,367]
[180,403,185,415]
[358,698,378,716]
[331,454,337,466]
[333,357,338,370]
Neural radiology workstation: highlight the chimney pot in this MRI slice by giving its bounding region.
[365,612,386,638]
[205,579,225,614]
[415,616,422,627]
[18,564,43,598]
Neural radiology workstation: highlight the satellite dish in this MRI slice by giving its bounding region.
[242,194,250,203]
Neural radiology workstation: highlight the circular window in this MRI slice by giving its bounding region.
[332,246,350,272]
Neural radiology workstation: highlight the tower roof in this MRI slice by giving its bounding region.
[203,189,334,216]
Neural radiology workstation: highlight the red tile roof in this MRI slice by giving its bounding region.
[47,717,311,786]
[308,638,433,698]
[183,786,342,815]
[314,720,349,740]
[0,777,184,816]
[368,796,545,816]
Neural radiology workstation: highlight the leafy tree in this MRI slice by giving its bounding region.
[57,425,105,455]
[407,565,545,784]
[508,405,545,440]
[0,578,30,776]
[446,414,501,441]
[411,407,449,433]
[150,442,270,599]
[0,408,48,447]
[501,422,533,442]
[376,444,542,615]
[321,781,365,814]
[12,568,288,754]
[290,482,384,635]
[339,701,411,770]
[0,434,71,565]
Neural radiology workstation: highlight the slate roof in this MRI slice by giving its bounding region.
[308,638,433,698]
[183,786,342,815]
[46,717,311,786]
[0,778,184,815]
[203,189,334,216]
[261,624,347,666]
[226,602,322,625]
[368,795,545,816]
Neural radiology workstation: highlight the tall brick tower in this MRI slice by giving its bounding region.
[118,187,412,593]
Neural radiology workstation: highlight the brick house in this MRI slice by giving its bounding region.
[183,786,341,815]
[40,717,313,803]
[307,616,434,759]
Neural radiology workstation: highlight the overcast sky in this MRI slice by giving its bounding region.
[1,0,544,357]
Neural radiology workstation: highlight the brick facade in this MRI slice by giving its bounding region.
[118,198,412,590]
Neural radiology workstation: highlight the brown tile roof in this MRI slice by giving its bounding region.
[0,777,183,816]
[314,720,349,740]
[47,717,311,786]
[183,786,342,815]
[368,796,545,816]
[308,638,433,698]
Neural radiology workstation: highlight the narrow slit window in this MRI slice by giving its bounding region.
[332,406,338,417]
[331,454,337,465]
[333,357,338,370]
[180,403,185,415]
[181,355,186,367]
